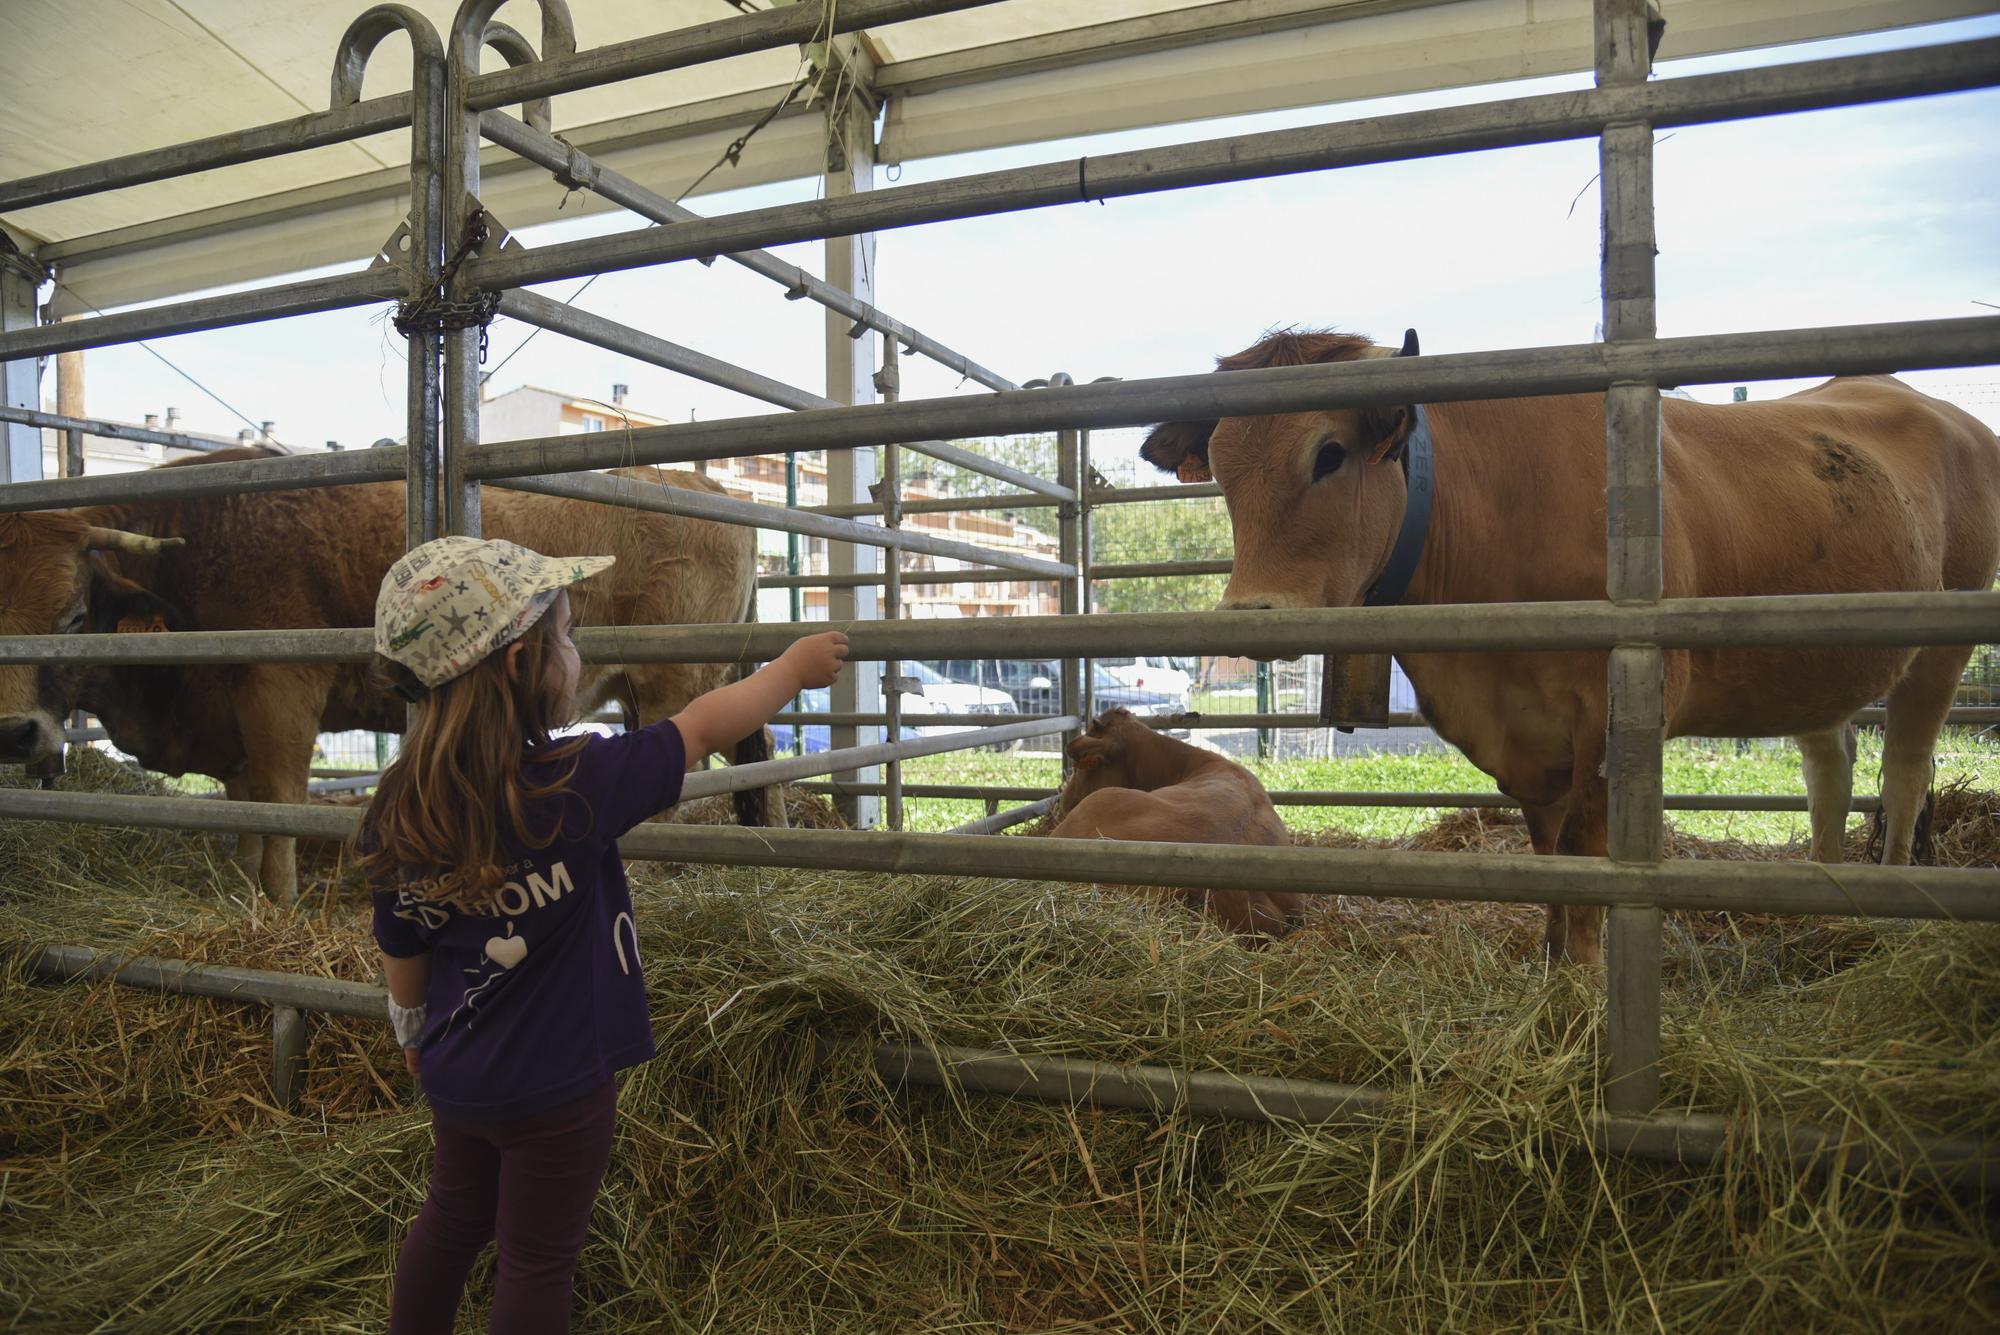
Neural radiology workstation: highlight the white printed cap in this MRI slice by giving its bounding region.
[375,537,613,688]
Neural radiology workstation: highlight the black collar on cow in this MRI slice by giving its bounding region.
[1361,402,1435,607]
[1361,328,1434,608]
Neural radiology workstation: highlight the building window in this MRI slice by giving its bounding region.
[582,415,605,432]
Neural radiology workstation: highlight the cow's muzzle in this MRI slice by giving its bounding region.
[0,714,61,766]
[1217,593,1313,663]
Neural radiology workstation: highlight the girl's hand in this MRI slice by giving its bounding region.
[404,1047,421,1078]
[782,631,850,690]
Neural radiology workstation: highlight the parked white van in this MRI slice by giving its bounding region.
[1095,656,1194,707]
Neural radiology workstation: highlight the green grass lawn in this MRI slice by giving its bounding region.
[898,730,2000,842]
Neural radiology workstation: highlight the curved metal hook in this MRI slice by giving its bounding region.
[330,4,444,111]
[449,0,577,73]
[449,0,576,134]
[482,22,553,133]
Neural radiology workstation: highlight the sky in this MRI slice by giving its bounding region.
[50,14,2000,475]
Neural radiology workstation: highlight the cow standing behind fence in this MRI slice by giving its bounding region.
[0,449,775,900]
[1141,330,2000,961]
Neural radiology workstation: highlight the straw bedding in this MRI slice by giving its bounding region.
[1,748,1995,1332]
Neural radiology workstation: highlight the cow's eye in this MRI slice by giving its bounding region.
[1311,441,1347,482]
[58,610,86,634]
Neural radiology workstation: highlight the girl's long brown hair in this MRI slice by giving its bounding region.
[358,613,589,915]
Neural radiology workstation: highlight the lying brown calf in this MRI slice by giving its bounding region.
[1050,708,1309,940]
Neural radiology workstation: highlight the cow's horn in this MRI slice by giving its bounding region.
[83,527,186,556]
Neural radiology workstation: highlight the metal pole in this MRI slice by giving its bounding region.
[878,341,905,830]
[17,944,1990,1188]
[1598,0,1665,1116]
[763,566,1050,590]
[676,716,1072,798]
[0,99,414,213]
[0,238,44,483]
[485,467,1071,576]
[409,37,446,549]
[1079,429,1096,725]
[492,288,1060,497]
[823,89,884,829]
[8,318,1999,514]
[0,404,231,454]
[440,10,485,540]
[794,782,1897,813]
[1256,661,1272,760]
[463,0,1004,109]
[4,591,1996,668]
[334,5,449,552]
[944,796,1059,836]
[466,39,2000,293]
[478,111,1015,392]
[271,1006,308,1111]
[1052,377,1083,767]
[3,787,1992,921]
[786,450,803,752]
[817,489,1052,518]
[0,269,395,363]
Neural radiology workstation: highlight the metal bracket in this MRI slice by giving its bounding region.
[470,207,523,257]
[549,133,598,194]
[370,219,416,271]
[0,228,49,286]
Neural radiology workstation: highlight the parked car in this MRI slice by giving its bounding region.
[767,686,831,754]
[1096,655,1196,707]
[902,660,1016,743]
[924,659,1188,735]
[766,664,1014,756]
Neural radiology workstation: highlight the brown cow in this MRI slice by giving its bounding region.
[0,449,775,900]
[1139,330,2000,961]
[1051,708,1308,940]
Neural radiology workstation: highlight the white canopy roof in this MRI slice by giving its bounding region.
[1,0,1981,313]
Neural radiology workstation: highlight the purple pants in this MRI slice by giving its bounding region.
[389,1080,617,1335]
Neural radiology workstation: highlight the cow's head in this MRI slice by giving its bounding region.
[1140,328,1422,612]
[0,513,185,766]
[1058,707,1155,811]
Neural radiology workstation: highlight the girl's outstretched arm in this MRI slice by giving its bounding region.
[672,631,849,761]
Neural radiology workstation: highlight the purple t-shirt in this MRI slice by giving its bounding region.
[370,720,687,1122]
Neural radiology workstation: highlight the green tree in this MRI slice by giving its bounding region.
[895,435,1060,538]
[1088,493,1231,614]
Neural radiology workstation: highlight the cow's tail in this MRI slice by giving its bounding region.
[730,588,788,830]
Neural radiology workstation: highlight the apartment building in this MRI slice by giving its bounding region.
[481,382,1060,622]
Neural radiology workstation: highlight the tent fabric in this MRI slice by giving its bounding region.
[0,0,1980,313]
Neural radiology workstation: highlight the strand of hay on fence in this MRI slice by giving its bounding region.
[1,750,1995,1331]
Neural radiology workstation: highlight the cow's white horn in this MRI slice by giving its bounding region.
[83,527,186,556]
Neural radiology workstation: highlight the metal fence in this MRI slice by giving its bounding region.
[3,0,1997,1178]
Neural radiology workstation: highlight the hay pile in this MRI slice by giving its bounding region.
[2,752,1996,1332]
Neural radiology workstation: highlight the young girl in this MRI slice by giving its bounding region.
[361,536,847,1335]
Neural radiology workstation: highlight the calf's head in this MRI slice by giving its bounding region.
[1058,707,1167,812]
[1140,329,1423,612]
[0,513,185,766]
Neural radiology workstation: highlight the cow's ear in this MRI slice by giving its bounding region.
[1360,404,1414,464]
[1139,420,1217,484]
[87,562,187,635]
[1068,735,1108,770]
